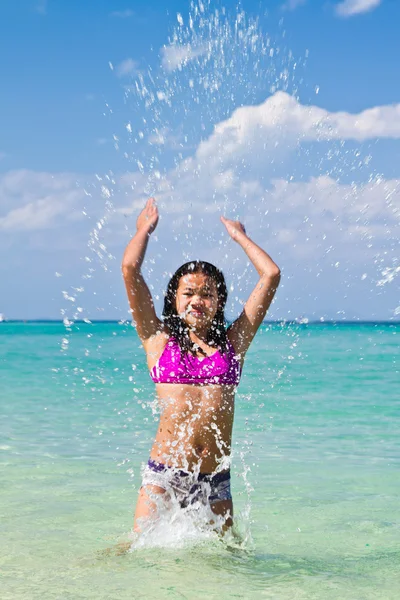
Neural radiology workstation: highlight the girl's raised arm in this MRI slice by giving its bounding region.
[122,198,163,342]
[221,216,281,357]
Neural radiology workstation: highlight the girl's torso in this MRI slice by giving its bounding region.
[145,332,243,473]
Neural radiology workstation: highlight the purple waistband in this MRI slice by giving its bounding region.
[147,459,230,484]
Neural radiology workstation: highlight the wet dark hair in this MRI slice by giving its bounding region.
[162,261,228,355]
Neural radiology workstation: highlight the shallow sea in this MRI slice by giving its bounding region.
[1,321,399,599]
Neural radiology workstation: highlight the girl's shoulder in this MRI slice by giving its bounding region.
[143,326,171,370]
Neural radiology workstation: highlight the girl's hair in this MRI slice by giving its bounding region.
[162,261,228,355]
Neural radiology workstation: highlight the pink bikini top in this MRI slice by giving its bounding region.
[150,337,242,386]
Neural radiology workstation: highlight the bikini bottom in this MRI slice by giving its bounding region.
[141,459,231,508]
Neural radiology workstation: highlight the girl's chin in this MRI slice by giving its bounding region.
[186,316,211,328]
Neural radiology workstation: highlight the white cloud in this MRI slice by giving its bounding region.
[282,0,307,10]
[161,44,208,72]
[195,91,400,166]
[335,0,382,17]
[116,58,139,78]
[266,175,399,237]
[147,127,187,150]
[2,94,399,271]
[212,169,236,192]
[110,9,134,18]
[115,168,399,262]
[113,93,400,265]
[0,170,85,231]
[148,127,169,146]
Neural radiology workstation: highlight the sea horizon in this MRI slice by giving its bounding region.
[1,319,399,325]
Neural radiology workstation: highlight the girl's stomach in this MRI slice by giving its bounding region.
[149,383,235,473]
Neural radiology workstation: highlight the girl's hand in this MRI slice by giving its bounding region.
[136,198,159,234]
[220,216,247,241]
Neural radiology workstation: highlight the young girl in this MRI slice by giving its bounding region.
[122,198,280,532]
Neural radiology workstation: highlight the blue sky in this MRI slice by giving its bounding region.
[0,0,399,320]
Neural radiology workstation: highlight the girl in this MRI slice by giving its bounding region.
[122,198,280,532]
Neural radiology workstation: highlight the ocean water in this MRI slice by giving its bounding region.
[1,321,399,599]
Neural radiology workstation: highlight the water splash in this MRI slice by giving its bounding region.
[128,482,251,551]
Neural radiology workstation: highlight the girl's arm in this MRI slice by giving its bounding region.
[221,216,281,357]
[121,198,163,342]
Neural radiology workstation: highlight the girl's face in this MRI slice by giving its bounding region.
[175,273,219,331]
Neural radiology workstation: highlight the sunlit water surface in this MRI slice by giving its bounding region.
[1,322,399,599]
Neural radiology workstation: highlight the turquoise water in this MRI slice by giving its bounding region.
[1,322,399,599]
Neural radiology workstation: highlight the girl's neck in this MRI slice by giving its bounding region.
[189,329,211,346]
